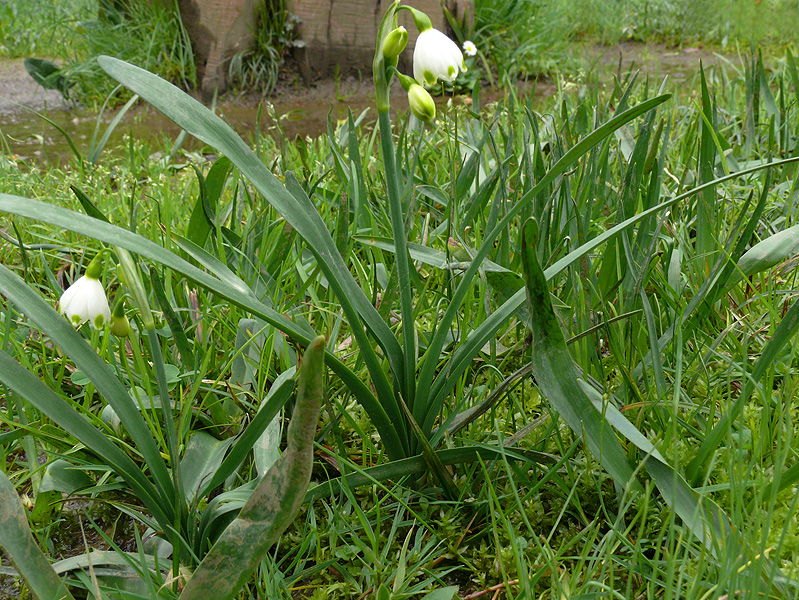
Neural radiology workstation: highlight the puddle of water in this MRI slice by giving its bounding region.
[0,86,525,167]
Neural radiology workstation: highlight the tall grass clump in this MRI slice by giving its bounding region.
[562,0,799,48]
[61,0,195,107]
[2,3,799,598]
[227,0,301,95]
[473,0,576,82]
[0,0,94,58]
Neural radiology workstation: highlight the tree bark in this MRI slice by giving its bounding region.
[177,0,257,97]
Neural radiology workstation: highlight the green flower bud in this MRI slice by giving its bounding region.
[382,26,408,61]
[408,82,436,123]
[110,296,131,337]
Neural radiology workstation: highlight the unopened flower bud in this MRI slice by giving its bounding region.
[382,26,408,61]
[408,82,436,123]
[109,297,131,337]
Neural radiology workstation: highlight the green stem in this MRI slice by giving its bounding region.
[377,108,416,445]
[144,326,184,585]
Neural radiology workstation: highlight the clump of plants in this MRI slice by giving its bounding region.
[3,2,799,599]
[22,0,196,108]
[227,0,303,95]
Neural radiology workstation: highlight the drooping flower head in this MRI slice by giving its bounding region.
[59,253,111,329]
[401,6,465,88]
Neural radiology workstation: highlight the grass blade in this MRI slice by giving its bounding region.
[180,335,326,600]
[520,218,637,489]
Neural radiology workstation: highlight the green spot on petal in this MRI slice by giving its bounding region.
[448,65,456,77]
[424,70,436,86]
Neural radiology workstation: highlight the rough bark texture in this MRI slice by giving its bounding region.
[178,0,257,97]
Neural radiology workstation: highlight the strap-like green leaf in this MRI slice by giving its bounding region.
[0,263,174,519]
[0,350,168,525]
[180,335,326,600]
[0,471,75,600]
[0,193,402,460]
[520,219,637,488]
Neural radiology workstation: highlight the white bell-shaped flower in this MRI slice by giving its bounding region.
[60,262,111,329]
[413,28,465,87]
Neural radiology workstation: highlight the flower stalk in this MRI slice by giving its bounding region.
[375,2,418,426]
[115,247,184,583]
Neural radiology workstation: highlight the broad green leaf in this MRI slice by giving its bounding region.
[0,470,76,600]
[180,335,326,600]
[180,432,235,504]
[420,587,459,600]
[231,318,267,388]
[39,459,93,495]
[736,223,799,280]
[186,156,232,248]
[696,63,719,272]
[70,185,110,223]
[520,219,637,489]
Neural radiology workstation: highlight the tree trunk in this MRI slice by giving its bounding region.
[177,0,257,97]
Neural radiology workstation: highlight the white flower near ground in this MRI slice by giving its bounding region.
[413,28,465,87]
[463,40,477,57]
[60,275,111,328]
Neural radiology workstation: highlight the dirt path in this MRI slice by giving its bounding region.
[0,58,69,114]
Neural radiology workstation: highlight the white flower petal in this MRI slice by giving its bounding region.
[413,28,465,87]
[59,275,111,328]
